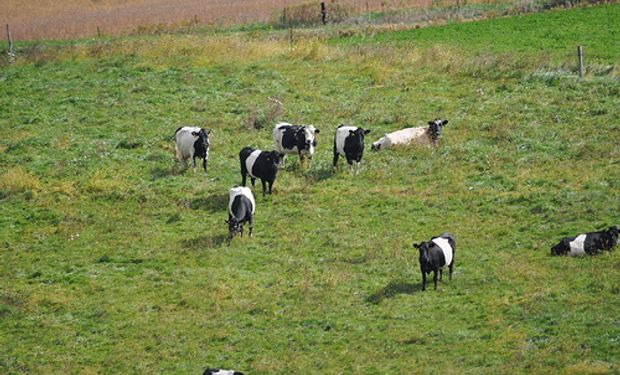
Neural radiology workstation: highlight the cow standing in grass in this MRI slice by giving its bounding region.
[239,147,280,197]
[226,186,255,243]
[371,118,448,150]
[174,126,211,174]
[551,226,618,256]
[273,122,320,167]
[414,233,455,291]
[333,124,371,175]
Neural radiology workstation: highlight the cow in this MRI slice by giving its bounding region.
[226,187,255,243]
[333,124,371,175]
[371,118,449,150]
[203,369,244,375]
[273,122,320,167]
[551,226,618,256]
[413,233,455,291]
[174,126,211,174]
[239,147,280,197]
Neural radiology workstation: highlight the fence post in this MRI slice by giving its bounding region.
[6,24,14,63]
[321,1,327,25]
[97,26,101,38]
[577,46,583,78]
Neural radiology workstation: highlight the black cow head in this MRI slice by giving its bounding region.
[265,150,281,169]
[191,128,211,149]
[226,218,243,242]
[427,119,448,146]
[413,241,430,261]
[349,128,371,145]
[604,225,619,250]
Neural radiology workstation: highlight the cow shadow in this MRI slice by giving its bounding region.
[180,234,227,250]
[189,192,228,213]
[303,165,334,183]
[366,280,420,304]
[151,165,184,179]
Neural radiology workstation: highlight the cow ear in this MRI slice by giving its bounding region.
[206,128,212,134]
[349,130,355,135]
[363,129,371,134]
[428,121,434,126]
[191,131,199,137]
[442,120,448,126]
[413,243,420,249]
[314,129,320,134]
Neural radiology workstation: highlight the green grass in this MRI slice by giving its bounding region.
[339,4,620,62]
[1,4,620,374]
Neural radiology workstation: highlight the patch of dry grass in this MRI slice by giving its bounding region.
[0,167,41,197]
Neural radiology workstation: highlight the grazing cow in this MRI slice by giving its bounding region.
[413,233,456,291]
[239,147,280,197]
[333,124,371,175]
[203,369,244,375]
[226,187,255,243]
[371,118,449,150]
[273,122,320,166]
[551,226,618,256]
[174,126,211,174]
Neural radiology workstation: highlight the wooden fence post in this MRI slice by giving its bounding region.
[97,26,101,38]
[577,46,583,78]
[321,1,327,25]
[6,24,14,63]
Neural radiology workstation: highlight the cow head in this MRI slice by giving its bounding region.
[349,128,371,147]
[191,128,211,148]
[604,225,619,250]
[427,119,448,146]
[226,218,243,242]
[296,126,320,157]
[266,151,281,170]
[413,241,430,263]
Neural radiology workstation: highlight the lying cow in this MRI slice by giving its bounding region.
[273,122,320,166]
[203,369,244,375]
[551,226,618,256]
[239,147,280,197]
[371,118,448,150]
[333,124,371,175]
[226,187,255,243]
[174,126,211,174]
[413,233,455,291]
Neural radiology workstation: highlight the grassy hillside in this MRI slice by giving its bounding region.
[1,4,620,374]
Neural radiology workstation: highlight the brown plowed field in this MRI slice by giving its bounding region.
[1,0,435,41]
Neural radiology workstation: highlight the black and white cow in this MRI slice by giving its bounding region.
[239,147,280,197]
[551,226,618,256]
[174,126,211,174]
[371,118,448,150]
[273,122,320,166]
[203,369,244,375]
[333,124,371,175]
[413,233,456,291]
[226,187,255,243]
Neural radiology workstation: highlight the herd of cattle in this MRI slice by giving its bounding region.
[174,119,618,293]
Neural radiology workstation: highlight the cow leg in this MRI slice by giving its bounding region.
[192,156,197,174]
[249,216,254,238]
[439,269,443,281]
[433,269,438,290]
[261,180,267,197]
[268,180,273,195]
[239,224,244,238]
[251,177,256,187]
[332,151,339,171]
[356,161,361,175]
[421,271,426,291]
[202,157,207,175]
[241,172,247,187]
[449,263,453,281]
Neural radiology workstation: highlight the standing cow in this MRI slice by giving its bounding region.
[551,226,618,256]
[174,126,211,174]
[239,147,280,197]
[371,118,449,150]
[226,186,255,243]
[273,122,320,167]
[333,124,371,175]
[413,233,456,291]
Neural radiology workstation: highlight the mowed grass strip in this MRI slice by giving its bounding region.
[1,5,620,374]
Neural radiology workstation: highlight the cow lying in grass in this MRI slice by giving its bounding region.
[203,369,244,375]
[371,118,448,150]
[551,226,618,256]
[413,233,455,291]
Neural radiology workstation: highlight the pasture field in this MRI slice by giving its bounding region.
[1,4,620,374]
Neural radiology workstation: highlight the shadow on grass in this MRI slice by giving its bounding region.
[366,280,420,304]
[151,165,184,179]
[181,234,227,250]
[304,165,334,183]
[189,192,228,212]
